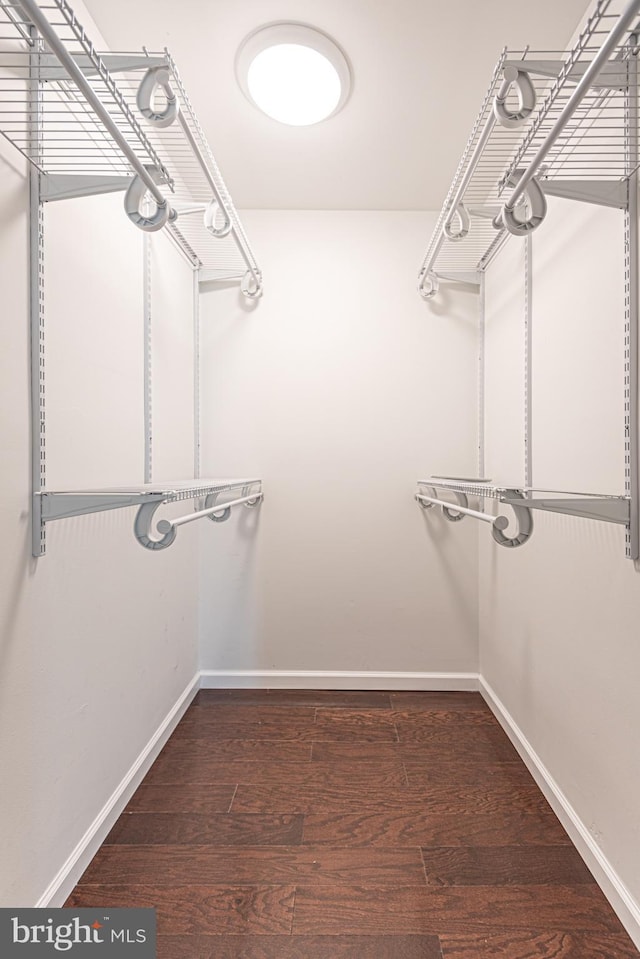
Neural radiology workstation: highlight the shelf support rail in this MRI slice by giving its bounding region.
[158,493,262,531]
[134,485,262,551]
[416,489,533,548]
[499,0,640,236]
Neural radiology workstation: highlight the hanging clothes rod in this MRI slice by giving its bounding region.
[132,480,263,550]
[157,493,263,532]
[499,0,640,235]
[415,493,508,529]
[15,0,172,216]
[416,488,533,548]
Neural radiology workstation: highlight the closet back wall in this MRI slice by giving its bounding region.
[0,132,199,905]
[199,210,480,685]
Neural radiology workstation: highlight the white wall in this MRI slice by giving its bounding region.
[480,196,640,934]
[198,210,480,681]
[484,237,526,485]
[149,236,196,480]
[0,144,199,905]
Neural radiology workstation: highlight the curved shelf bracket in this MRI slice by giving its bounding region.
[204,198,232,238]
[241,270,264,299]
[203,484,262,522]
[442,490,468,522]
[493,489,533,548]
[493,66,536,128]
[500,176,547,236]
[418,271,439,300]
[243,490,263,509]
[134,501,177,551]
[203,490,232,523]
[417,483,533,549]
[417,487,468,522]
[137,66,179,128]
[124,173,176,232]
[443,203,470,241]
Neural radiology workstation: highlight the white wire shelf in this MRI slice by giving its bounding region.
[418,48,533,286]
[0,1,169,178]
[0,0,262,291]
[499,8,639,193]
[38,478,263,551]
[108,48,261,286]
[420,477,505,499]
[418,0,640,298]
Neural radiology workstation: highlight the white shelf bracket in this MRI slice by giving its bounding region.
[435,271,482,287]
[39,491,164,522]
[41,174,132,202]
[198,269,244,285]
[38,53,166,81]
[501,495,630,525]
[540,178,628,209]
[504,59,629,91]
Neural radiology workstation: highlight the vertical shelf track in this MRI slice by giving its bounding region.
[193,267,201,480]
[477,273,486,481]
[625,35,640,560]
[143,226,152,485]
[524,234,533,490]
[29,26,46,557]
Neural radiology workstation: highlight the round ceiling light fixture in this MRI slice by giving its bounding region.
[236,23,351,126]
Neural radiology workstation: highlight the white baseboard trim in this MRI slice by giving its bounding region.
[36,672,200,908]
[480,676,640,951]
[199,669,480,691]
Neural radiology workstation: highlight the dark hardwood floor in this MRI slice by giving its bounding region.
[66,690,639,958]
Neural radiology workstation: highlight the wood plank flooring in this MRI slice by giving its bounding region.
[66,690,639,959]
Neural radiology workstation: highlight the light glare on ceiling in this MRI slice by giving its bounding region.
[237,23,351,126]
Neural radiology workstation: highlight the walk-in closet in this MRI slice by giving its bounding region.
[1,0,640,956]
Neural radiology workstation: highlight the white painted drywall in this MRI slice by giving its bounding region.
[531,199,626,492]
[480,196,640,920]
[198,210,480,677]
[0,151,198,905]
[484,237,526,485]
[149,236,196,480]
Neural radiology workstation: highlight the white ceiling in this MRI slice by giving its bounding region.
[83,0,589,210]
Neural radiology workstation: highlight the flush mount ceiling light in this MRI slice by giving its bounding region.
[236,23,351,126]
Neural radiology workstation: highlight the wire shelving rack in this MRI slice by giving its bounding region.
[418,0,640,298]
[39,480,263,551]
[0,0,262,289]
[416,0,640,558]
[416,477,630,550]
[0,0,265,554]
